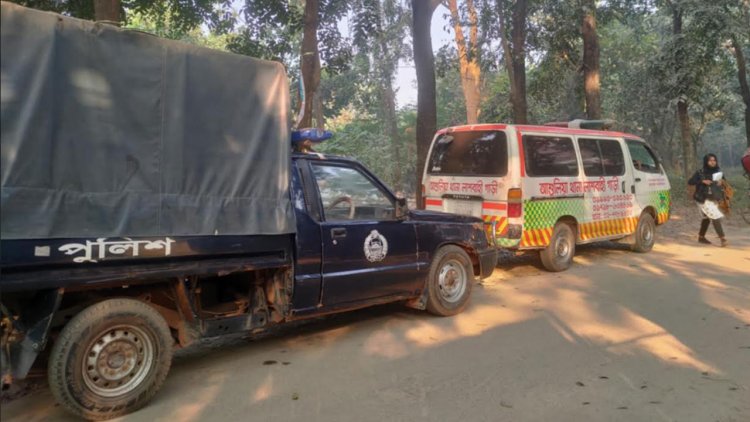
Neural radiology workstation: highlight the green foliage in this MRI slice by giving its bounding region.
[229,0,352,74]
[12,0,749,194]
[9,0,234,32]
[126,11,231,50]
[316,107,419,194]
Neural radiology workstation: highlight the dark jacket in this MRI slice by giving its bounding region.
[688,155,724,203]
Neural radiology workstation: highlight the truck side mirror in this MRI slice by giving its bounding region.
[395,197,408,220]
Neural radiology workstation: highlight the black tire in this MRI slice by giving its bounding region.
[425,245,474,316]
[540,222,576,272]
[48,298,173,421]
[631,213,656,253]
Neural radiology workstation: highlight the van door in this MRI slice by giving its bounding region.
[575,137,635,241]
[625,139,671,224]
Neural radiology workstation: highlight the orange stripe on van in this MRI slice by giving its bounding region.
[482,202,507,211]
[425,199,443,207]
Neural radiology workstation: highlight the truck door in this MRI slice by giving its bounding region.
[308,161,419,307]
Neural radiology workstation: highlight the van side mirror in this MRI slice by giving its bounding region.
[395,197,409,220]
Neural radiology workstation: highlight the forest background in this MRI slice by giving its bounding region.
[11,0,750,206]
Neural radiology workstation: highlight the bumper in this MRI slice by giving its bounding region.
[477,248,498,279]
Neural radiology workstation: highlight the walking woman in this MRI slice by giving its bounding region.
[688,154,727,247]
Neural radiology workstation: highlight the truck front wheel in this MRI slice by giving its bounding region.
[425,246,473,316]
[48,298,173,420]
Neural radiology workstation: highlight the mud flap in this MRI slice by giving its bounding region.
[1,288,64,384]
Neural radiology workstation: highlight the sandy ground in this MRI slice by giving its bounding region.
[2,210,749,422]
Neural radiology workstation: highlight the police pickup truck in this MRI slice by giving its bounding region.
[0,4,496,420]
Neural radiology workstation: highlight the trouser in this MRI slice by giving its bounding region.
[699,218,725,238]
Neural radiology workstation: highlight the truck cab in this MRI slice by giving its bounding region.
[290,152,496,316]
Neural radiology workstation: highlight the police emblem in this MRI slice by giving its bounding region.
[363,230,388,262]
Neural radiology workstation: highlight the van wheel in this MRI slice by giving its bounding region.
[425,246,473,316]
[540,222,576,272]
[49,298,173,421]
[631,213,656,253]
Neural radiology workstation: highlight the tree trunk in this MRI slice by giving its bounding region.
[376,29,402,192]
[447,0,482,124]
[300,0,321,128]
[671,5,695,177]
[94,0,121,25]
[382,76,402,191]
[510,0,528,124]
[677,99,695,177]
[732,36,750,148]
[581,0,601,120]
[313,90,325,129]
[496,0,514,98]
[412,0,441,208]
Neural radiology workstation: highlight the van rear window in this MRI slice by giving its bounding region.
[522,135,579,177]
[428,130,508,176]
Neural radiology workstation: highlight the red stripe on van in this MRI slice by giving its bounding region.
[425,199,443,207]
[482,202,507,211]
[516,128,525,177]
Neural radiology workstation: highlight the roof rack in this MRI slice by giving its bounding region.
[543,119,615,130]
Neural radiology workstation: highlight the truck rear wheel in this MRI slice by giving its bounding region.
[48,298,173,420]
[425,245,473,316]
[540,222,576,272]
[631,213,656,253]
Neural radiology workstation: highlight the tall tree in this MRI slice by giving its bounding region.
[670,2,696,178]
[300,0,322,128]
[732,36,750,147]
[352,0,410,190]
[446,0,482,124]
[509,0,529,123]
[726,0,750,147]
[581,0,601,119]
[493,0,529,124]
[412,0,441,207]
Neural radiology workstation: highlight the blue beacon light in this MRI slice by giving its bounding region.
[291,128,333,144]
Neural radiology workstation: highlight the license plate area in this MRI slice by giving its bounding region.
[443,196,483,217]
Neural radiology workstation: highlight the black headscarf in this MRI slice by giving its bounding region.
[702,153,721,175]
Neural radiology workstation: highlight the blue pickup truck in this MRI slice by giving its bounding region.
[0,4,496,420]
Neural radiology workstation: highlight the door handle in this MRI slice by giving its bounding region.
[621,181,626,193]
[330,228,347,239]
[635,177,642,182]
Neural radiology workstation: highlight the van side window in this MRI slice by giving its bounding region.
[578,138,625,177]
[522,135,578,177]
[626,140,661,174]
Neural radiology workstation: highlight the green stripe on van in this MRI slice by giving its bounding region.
[523,198,587,230]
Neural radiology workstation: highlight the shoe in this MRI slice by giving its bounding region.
[698,237,711,244]
[720,238,728,247]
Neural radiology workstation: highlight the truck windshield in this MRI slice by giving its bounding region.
[428,130,508,176]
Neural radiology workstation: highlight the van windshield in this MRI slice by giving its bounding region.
[428,130,508,176]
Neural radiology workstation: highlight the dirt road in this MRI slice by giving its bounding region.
[3,220,749,422]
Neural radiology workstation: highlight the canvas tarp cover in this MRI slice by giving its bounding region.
[1,2,295,239]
